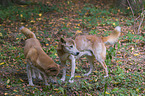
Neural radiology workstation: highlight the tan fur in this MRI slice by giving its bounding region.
[102,26,121,44]
[20,26,60,86]
[57,26,121,83]
[20,27,36,39]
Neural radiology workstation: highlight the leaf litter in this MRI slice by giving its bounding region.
[0,1,145,95]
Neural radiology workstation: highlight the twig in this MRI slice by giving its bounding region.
[138,10,145,34]
[126,0,137,33]
[135,15,141,21]
[127,0,134,16]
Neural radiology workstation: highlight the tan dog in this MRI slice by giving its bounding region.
[57,26,121,83]
[20,26,60,86]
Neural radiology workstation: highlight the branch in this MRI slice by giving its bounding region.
[126,0,137,33]
[138,10,145,34]
[126,0,134,17]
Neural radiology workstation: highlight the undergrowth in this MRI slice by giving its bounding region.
[0,1,144,96]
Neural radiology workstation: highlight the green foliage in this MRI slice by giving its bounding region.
[77,4,120,29]
[0,2,144,96]
[0,3,58,21]
[119,0,145,16]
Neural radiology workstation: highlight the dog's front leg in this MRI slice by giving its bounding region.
[100,61,109,77]
[69,55,76,83]
[76,50,92,59]
[60,61,66,82]
[26,63,34,86]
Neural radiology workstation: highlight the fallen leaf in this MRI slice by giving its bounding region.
[93,71,98,73]
[54,53,57,56]
[7,79,10,84]
[6,85,10,88]
[66,74,70,76]
[54,88,59,91]
[46,44,49,46]
[30,20,35,23]
[39,13,42,17]
[20,78,24,82]
[75,67,78,70]
[13,90,18,92]
[20,14,23,17]
[0,33,2,36]
[4,93,8,95]
[75,75,81,78]
[113,23,116,26]
[77,24,80,26]
[0,62,5,65]
[76,30,82,34]
[134,54,139,56]
[136,88,139,92]
[105,92,110,94]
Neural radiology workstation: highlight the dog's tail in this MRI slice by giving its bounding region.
[102,26,121,44]
[19,26,36,39]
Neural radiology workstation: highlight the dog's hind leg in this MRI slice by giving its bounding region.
[32,69,36,79]
[32,66,43,80]
[60,61,67,82]
[96,56,108,77]
[43,75,49,85]
[97,59,108,77]
[26,63,34,86]
[100,61,108,77]
[69,55,76,83]
[84,56,94,76]
[28,61,36,79]
[41,72,49,85]
[38,72,43,80]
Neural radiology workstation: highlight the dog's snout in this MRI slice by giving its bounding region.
[76,52,79,55]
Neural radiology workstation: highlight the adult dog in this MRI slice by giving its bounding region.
[20,26,60,86]
[57,26,121,83]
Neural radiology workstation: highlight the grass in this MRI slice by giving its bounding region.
[0,3,58,22]
[0,1,145,95]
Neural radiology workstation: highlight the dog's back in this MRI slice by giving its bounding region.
[24,38,40,57]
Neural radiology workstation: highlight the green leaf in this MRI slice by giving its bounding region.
[112,87,119,92]
[58,87,64,94]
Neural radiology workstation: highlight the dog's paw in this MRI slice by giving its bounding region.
[104,75,109,78]
[38,76,43,80]
[84,74,89,76]
[84,73,90,76]
[32,75,36,79]
[19,26,24,30]
[29,83,34,86]
[86,51,92,56]
[69,79,74,83]
[45,83,50,86]
[50,79,57,84]
[61,78,65,82]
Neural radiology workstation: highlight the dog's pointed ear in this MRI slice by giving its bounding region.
[60,37,66,44]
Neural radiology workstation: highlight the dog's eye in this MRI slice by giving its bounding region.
[70,46,73,48]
